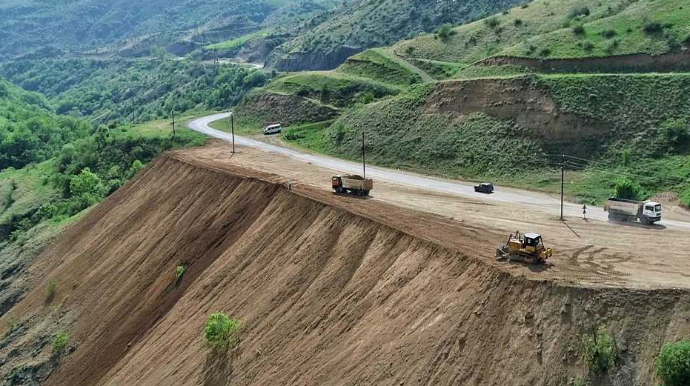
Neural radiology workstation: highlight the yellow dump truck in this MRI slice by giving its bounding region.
[332,175,373,196]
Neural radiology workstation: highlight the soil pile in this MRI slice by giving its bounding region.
[0,153,688,386]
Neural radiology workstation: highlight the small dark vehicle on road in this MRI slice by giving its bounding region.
[474,183,494,194]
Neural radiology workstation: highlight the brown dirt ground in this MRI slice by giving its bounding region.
[0,144,688,386]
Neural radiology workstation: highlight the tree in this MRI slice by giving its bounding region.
[70,167,102,198]
[204,312,242,352]
[613,177,644,200]
[656,341,690,386]
[436,24,456,42]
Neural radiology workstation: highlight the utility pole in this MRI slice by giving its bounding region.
[171,109,176,137]
[362,131,366,179]
[231,113,235,154]
[560,154,565,221]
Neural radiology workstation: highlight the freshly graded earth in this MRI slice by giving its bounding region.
[0,144,688,386]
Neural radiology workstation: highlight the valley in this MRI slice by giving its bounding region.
[0,0,689,385]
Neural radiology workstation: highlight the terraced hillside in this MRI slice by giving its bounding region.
[233,0,690,206]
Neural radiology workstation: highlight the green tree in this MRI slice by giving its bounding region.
[70,167,102,197]
[204,312,242,352]
[656,341,690,386]
[436,24,456,42]
[613,177,644,200]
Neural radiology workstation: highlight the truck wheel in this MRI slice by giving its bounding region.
[640,217,650,225]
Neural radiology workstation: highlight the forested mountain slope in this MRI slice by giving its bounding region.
[0,0,523,71]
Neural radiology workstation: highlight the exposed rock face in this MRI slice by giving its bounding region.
[269,46,363,72]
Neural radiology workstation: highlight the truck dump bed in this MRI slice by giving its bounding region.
[341,175,373,191]
[605,198,642,216]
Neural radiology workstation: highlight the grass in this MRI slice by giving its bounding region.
[337,49,422,86]
[52,332,69,355]
[0,161,61,230]
[282,120,335,153]
[206,30,269,50]
[112,114,208,146]
[408,59,468,80]
[501,0,690,59]
[392,0,690,64]
[265,71,400,107]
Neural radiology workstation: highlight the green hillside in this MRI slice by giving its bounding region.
[268,0,524,71]
[0,59,268,124]
[0,79,91,171]
[0,0,339,61]
[233,0,690,206]
[392,0,690,65]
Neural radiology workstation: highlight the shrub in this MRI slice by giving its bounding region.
[47,280,57,300]
[601,29,617,38]
[583,41,595,51]
[568,6,590,20]
[175,264,187,285]
[52,332,69,354]
[204,312,242,352]
[435,24,456,42]
[614,177,645,200]
[583,327,618,374]
[514,18,523,27]
[573,25,586,35]
[484,17,500,29]
[660,119,690,152]
[644,21,664,34]
[539,47,551,57]
[656,341,690,386]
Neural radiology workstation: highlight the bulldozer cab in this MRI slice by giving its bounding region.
[523,233,544,253]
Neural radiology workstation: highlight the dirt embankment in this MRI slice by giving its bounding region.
[479,50,690,73]
[237,91,339,126]
[426,77,606,155]
[0,154,688,386]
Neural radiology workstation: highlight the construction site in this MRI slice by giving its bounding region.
[0,129,688,385]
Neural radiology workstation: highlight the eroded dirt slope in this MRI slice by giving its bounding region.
[0,154,688,386]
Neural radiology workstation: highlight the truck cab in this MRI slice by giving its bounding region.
[642,201,662,223]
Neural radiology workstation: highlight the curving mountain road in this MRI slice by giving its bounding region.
[188,112,690,230]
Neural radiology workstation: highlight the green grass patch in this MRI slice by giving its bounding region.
[337,49,422,86]
[52,332,69,355]
[266,71,400,107]
[282,120,335,153]
[408,59,467,80]
[206,30,269,50]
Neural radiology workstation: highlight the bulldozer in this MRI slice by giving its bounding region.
[496,231,552,264]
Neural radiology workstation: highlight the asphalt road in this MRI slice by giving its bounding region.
[188,112,690,230]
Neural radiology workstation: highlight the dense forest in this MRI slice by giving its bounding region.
[0,79,91,171]
[0,59,268,124]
